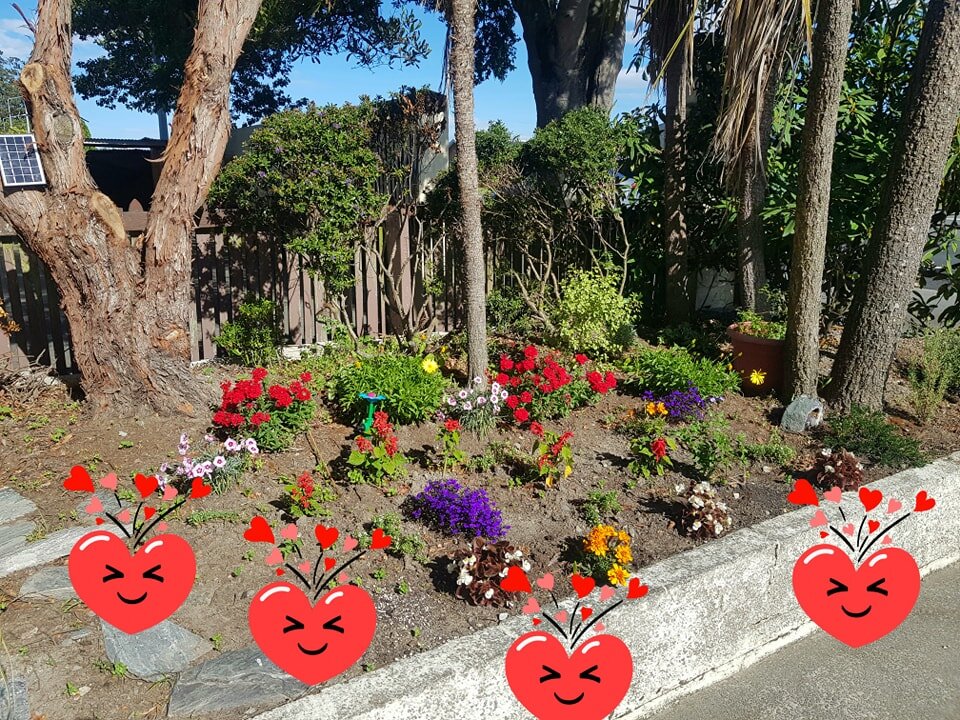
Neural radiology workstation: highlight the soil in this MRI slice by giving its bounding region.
[0,354,958,720]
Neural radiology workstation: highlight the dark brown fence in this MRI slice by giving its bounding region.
[0,204,458,374]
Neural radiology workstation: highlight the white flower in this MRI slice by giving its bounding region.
[245,438,259,454]
[690,496,705,509]
[491,382,501,394]
[484,588,495,600]
[224,438,239,452]
[691,520,702,531]
[457,570,474,586]
[821,448,833,456]
[499,567,509,577]
[500,390,508,400]
[714,524,724,536]
[463,402,472,411]
[521,560,531,572]
[856,463,863,470]
[465,554,477,567]
[505,549,523,562]
[213,455,227,468]
[204,434,216,444]
[180,433,189,446]
[675,483,686,495]
[447,397,457,407]
[474,376,484,386]
[476,396,487,405]
[458,389,469,399]
[447,561,457,573]
[824,464,835,474]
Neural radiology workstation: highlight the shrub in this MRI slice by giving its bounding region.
[622,346,740,399]
[529,425,574,487]
[743,430,798,466]
[282,470,337,517]
[824,407,925,468]
[486,287,532,338]
[580,490,621,526]
[675,481,732,538]
[735,309,786,340]
[443,377,504,436]
[628,418,677,480]
[213,297,281,367]
[551,267,638,358]
[907,328,960,422]
[580,524,634,586]
[158,433,257,495]
[405,479,507,539]
[362,513,427,562]
[447,537,529,607]
[332,352,447,425]
[639,384,708,421]
[811,448,865,491]
[677,411,744,482]
[347,411,408,486]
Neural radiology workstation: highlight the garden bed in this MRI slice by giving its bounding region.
[0,344,958,719]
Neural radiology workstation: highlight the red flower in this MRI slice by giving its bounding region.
[297,472,314,498]
[514,408,530,423]
[384,436,399,458]
[295,389,311,402]
[356,436,374,453]
[249,411,271,426]
[575,354,589,365]
[523,345,538,360]
[521,358,536,373]
[651,437,668,461]
[530,421,544,437]
[444,418,462,432]
[519,390,533,404]
[300,372,312,383]
[604,371,617,389]
[510,376,521,387]
[500,356,515,371]
[269,385,293,408]
[506,395,520,410]
[252,367,268,382]
[496,372,510,385]
[372,411,393,436]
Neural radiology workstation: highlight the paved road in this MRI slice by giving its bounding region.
[649,561,960,720]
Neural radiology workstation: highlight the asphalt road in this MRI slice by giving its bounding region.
[649,561,960,720]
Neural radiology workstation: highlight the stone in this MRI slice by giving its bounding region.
[19,566,77,600]
[0,488,36,524]
[0,676,28,720]
[101,619,212,681]
[167,645,306,717]
[780,395,824,434]
[0,521,32,557]
[0,526,119,579]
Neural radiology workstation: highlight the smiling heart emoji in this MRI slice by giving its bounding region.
[505,631,633,720]
[792,544,920,648]
[68,531,196,634]
[249,582,376,685]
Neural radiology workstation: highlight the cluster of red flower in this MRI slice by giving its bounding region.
[444,418,462,433]
[213,368,312,430]
[355,410,399,457]
[537,431,574,470]
[586,370,617,394]
[297,471,315,506]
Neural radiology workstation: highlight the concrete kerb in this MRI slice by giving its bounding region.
[252,452,960,720]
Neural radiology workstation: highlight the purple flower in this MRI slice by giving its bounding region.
[405,479,508,540]
[641,383,708,420]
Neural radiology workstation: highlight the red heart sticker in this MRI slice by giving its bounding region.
[859,486,883,512]
[580,607,593,622]
[324,557,336,572]
[505,631,633,720]
[792,544,920,648]
[314,525,339,550]
[571,573,595,599]
[64,466,95,493]
[819,531,829,539]
[189,478,212,499]
[370,528,391,550]
[867,519,880,534]
[500,566,532,594]
[249,582,376,685]
[531,618,542,626]
[68,531,196,634]
[134,474,159,499]
[143,507,157,521]
[787,479,819,507]
[244,516,275,544]
[626,577,648,600]
[914,491,935,513]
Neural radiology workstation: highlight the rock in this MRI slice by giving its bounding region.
[0,489,36,524]
[0,676,28,720]
[75,489,132,527]
[167,645,305,717]
[0,521,32,557]
[101,619,212,681]
[20,566,77,600]
[0,526,120,579]
[780,395,824,434]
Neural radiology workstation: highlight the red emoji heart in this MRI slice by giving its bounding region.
[859,487,883,512]
[189,478,212,499]
[914,491,935,513]
[505,631,633,720]
[626,577,648,600]
[143,507,156,521]
[867,519,880,534]
[571,574,595,599]
[249,582,376,685]
[64,466,95,493]
[531,618,542,626]
[324,557,336,572]
[819,531,829,539]
[787,479,819,507]
[500,566,532,594]
[792,544,920,648]
[580,607,593,621]
[314,525,339,550]
[370,528,391,550]
[68,531,196,634]
[134,474,159,499]
[244,516,275,544]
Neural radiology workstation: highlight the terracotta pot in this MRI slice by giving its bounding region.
[727,323,785,395]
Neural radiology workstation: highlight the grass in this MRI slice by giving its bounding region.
[824,406,925,468]
[185,510,243,527]
[580,490,621,526]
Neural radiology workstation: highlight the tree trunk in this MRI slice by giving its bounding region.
[514,0,627,128]
[449,0,489,381]
[782,0,855,401]
[1,0,262,416]
[662,35,692,322]
[828,0,960,411]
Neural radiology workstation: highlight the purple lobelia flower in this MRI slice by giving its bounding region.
[405,479,508,540]
[641,383,709,420]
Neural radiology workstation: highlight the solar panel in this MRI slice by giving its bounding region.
[0,134,46,188]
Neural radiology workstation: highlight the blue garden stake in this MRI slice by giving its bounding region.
[359,392,385,434]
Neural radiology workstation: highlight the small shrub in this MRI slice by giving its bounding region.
[447,537,528,607]
[332,352,447,425]
[405,478,508,539]
[627,417,677,480]
[552,267,639,358]
[529,424,574,487]
[580,490,621,526]
[443,377,504,436]
[824,407,925,468]
[435,418,466,470]
[159,433,257,495]
[907,328,960,422]
[282,470,337,517]
[743,430,797,466]
[622,346,740,399]
[487,287,533,338]
[580,524,634,586]
[812,448,865,491]
[214,297,282,367]
[675,480,732,538]
[678,412,743,482]
[347,411,408,486]
[362,513,427,562]
[734,309,786,340]
[639,384,709,421]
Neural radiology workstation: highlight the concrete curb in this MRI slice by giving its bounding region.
[252,452,960,720]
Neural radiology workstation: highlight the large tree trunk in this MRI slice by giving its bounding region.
[514,0,627,128]
[828,0,960,410]
[450,0,489,380]
[1,0,262,416]
[782,0,855,401]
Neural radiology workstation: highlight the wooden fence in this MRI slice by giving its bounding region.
[0,204,458,374]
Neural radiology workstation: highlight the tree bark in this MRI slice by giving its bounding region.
[1,0,262,415]
[450,0,489,381]
[828,0,960,410]
[514,0,627,128]
[782,0,855,401]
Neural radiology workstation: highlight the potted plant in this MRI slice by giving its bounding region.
[727,309,786,395]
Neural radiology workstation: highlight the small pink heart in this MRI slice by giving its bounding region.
[823,487,843,503]
[338,572,349,583]
[281,524,299,540]
[298,561,311,573]
[842,523,855,536]
[881,535,893,545]
[522,597,541,615]
[594,622,605,633]
[343,535,358,552]
[887,499,902,514]
[535,573,554,591]
[84,497,103,514]
[555,611,568,624]
[599,585,616,602]
[99,473,118,490]
[265,548,283,566]
[162,485,178,501]
[809,509,828,527]
[116,509,131,523]
[156,522,168,531]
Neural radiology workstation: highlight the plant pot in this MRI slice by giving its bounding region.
[727,323,785,395]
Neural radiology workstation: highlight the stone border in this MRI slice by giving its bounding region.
[252,452,960,720]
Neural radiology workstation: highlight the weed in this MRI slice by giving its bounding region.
[580,490,621,526]
[396,579,411,594]
[185,510,242,527]
[118,439,134,449]
[50,427,67,443]
[372,568,386,581]
[65,682,80,697]
[211,633,224,651]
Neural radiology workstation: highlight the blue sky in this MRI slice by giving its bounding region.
[0,3,653,140]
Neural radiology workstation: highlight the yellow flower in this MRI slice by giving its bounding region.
[617,530,630,543]
[440,345,448,355]
[727,363,733,371]
[656,402,668,416]
[607,564,629,586]
[564,464,573,478]
[615,544,633,564]
[749,369,767,386]
[421,356,439,374]
[354,361,362,368]
[645,402,658,416]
